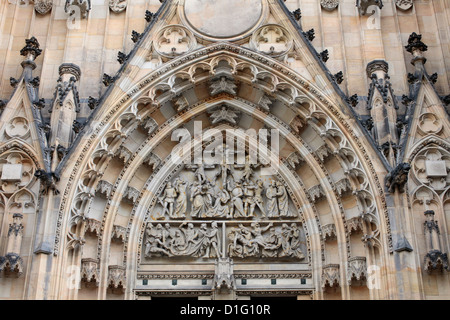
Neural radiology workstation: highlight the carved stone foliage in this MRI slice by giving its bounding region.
[34,0,53,14]
[144,221,305,261]
[322,264,340,288]
[412,148,450,193]
[65,0,91,19]
[0,214,24,277]
[250,24,293,57]
[0,253,24,277]
[0,152,35,195]
[321,0,339,11]
[347,256,367,285]
[80,258,99,286]
[154,25,196,59]
[109,0,127,13]
[395,0,413,11]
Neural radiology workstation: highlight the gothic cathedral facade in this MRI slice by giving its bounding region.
[0,0,449,300]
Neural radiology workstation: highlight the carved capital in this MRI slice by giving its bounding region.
[81,258,99,286]
[322,264,340,288]
[347,256,367,285]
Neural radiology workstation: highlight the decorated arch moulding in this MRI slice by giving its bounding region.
[54,43,391,255]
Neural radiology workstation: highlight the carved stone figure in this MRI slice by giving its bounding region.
[211,189,230,218]
[276,182,291,218]
[159,182,177,218]
[228,225,258,258]
[34,0,53,14]
[279,224,305,259]
[254,179,266,218]
[385,162,411,193]
[230,181,246,218]
[266,181,279,218]
[243,179,256,218]
[227,223,304,259]
[320,0,339,11]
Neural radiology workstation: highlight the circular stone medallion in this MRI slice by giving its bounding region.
[184,0,263,38]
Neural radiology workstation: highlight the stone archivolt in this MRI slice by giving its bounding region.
[7,0,444,301]
[55,44,387,298]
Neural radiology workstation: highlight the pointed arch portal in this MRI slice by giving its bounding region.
[52,42,394,300]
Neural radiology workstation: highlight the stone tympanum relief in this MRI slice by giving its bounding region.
[144,148,306,261]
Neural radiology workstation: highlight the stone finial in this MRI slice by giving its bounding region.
[405,32,428,54]
[20,37,42,60]
[405,32,428,66]
[20,37,42,69]
[366,60,389,79]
